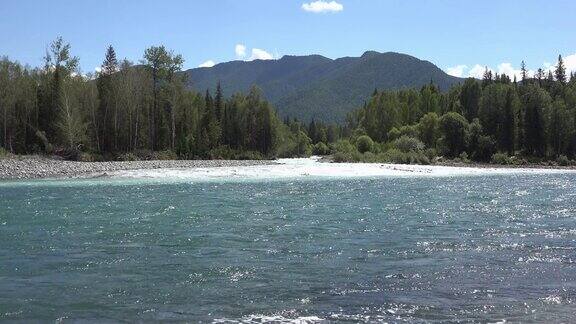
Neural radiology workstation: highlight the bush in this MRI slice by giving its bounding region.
[35,130,53,154]
[418,112,440,147]
[312,142,331,156]
[459,151,470,163]
[557,155,570,166]
[387,127,401,141]
[333,152,350,163]
[332,139,356,154]
[424,148,437,161]
[362,151,377,162]
[398,125,419,139]
[439,112,469,157]
[153,150,178,160]
[0,147,8,157]
[382,148,430,165]
[475,135,496,162]
[491,152,512,165]
[54,146,81,161]
[356,135,374,153]
[118,152,139,161]
[277,130,312,158]
[393,136,424,153]
[79,152,102,162]
[234,151,265,160]
[332,150,363,163]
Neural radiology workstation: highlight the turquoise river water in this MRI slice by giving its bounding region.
[1,165,576,322]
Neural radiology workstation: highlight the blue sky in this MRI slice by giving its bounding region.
[1,0,575,78]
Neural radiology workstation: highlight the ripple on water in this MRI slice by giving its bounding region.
[1,172,576,322]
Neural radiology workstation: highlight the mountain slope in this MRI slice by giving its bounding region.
[183,51,463,123]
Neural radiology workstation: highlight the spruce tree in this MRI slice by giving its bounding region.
[555,55,566,84]
[97,45,119,152]
[215,81,223,121]
[460,78,481,120]
[520,60,528,83]
[502,88,516,154]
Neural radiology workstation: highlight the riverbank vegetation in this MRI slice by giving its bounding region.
[1,37,575,166]
[0,38,345,161]
[321,57,576,166]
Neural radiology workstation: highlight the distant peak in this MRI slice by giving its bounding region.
[279,54,331,61]
[361,51,381,58]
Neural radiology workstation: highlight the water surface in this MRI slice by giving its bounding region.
[1,164,576,322]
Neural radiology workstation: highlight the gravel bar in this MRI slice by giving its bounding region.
[0,156,277,180]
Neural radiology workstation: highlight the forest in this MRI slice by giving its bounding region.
[0,37,332,161]
[333,57,576,165]
[1,37,575,166]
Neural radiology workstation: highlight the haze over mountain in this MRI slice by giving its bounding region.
[183,51,464,122]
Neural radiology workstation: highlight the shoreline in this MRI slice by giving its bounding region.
[1,155,575,180]
[0,156,277,180]
[318,155,576,170]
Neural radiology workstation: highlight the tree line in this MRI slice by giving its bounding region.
[0,37,342,160]
[335,55,576,165]
[1,38,574,165]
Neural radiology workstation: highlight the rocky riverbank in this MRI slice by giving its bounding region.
[0,156,277,180]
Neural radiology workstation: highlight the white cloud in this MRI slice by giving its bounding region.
[199,60,216,68]
[250,48,274,61]
[302,0,343,13]
[468,64,488,79]
[235,44,247,58]
[446,65,467,77]
[564,53,576,77]
[496,63,522,80]
[94,66,102,73]
[446,53,576,80]
[446,63,531,79]
[545,54,576,78]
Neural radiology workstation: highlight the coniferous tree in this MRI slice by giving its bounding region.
[460,78,482,120]
[38,37,79,146]
[536,68,545,87]
[555,55,566,84]
[522,85,549,156]
[482,67,493,88]
[502,88,517,154]
[520,61,528,83]
[97,45,118,152]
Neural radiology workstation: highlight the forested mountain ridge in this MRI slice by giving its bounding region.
[183,51,463,122]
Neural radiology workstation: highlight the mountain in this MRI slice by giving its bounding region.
[182,51,464,123]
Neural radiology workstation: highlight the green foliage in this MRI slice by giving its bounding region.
[475,135,497,162]
[2,40,576,167]
[387,127,401,141]
[187,52,460,123]
[460,78,482,120]
[312,142,330,156]
[491,152,513,165]
[393,136,424,153]
[557,155,570,166]
[153,150,178,160]
[1,38,310,161]
[356,135,374,153]
[0,146,8,158]
[346,71,576,165]
[439,112,469,157]
[118,152,139,161]
[382,148,430,165]
[417,112,439,148]
[522,85,550,157]
[276,129,312,158]
[78,152,102,162]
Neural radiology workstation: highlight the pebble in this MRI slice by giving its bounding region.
[0,156,276,180]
